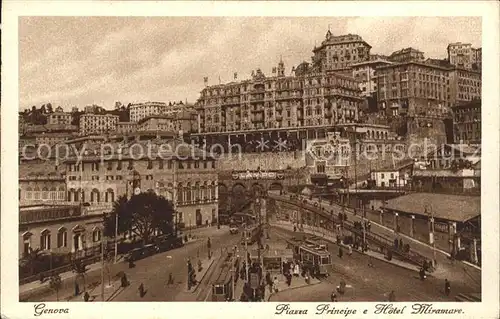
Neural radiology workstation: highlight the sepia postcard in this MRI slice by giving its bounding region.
[1,1,499,319]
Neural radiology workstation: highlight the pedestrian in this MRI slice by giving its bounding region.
[445,279,451,296]
[368,256,374,268]
[331,291,337,302]
[419,268,426,281]
[294,263,300,277]
[394,238,399,250]
[399,239,403,250]
[286,273,292,287]
[388,290,396,302]
[273,277,279,293]
[83,291,90,302]
[348,245,353,256]
[168,272,174,285]
[338,247,343,258]
[74,282,80,296]
[138,283,145,298]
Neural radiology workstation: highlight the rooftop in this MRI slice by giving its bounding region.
[385,193,480,222]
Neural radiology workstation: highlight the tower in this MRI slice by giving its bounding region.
[277,56,285,77]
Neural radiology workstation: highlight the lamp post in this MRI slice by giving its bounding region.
[425,205,436,268]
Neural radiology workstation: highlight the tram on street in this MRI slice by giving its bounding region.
[285,237,332,277]
[212,252,240,301]
[240,225,259,245]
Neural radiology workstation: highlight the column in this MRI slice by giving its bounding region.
[471,238,478,264]
[393,212,399,232]
[449,222,457,256]
[410,215,415,237]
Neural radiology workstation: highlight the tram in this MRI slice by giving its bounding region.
[212,252,240,301]
[285,237,332,277]
[240,226,259,245]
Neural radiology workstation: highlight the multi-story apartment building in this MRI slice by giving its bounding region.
[311,31,371,72]
[472,48,482,71]
[137,115,176,132]
[47,106,72,125]
[64,138,219,227]
[453,99,481,144]
[376,61,453,112]
[197,63,363,134]
[129,102,168,123]
[116,122,138,134]
[130,101,194,123]
[351,58,392,97]
[388,48,425,63]
[79,113,119,136]
[447,43,482,71]
[448,68,481,106]
[35,132,75,146]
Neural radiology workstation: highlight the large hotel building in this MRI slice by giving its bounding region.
[196,31,370,135]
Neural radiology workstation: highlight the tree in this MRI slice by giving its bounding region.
[20,247,44,276]
[46,103,53,113]
[103,195,131,238]
[104,193,175,245]
[49,274,62,301]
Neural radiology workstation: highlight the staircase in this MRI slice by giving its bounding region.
[455,293,481,302]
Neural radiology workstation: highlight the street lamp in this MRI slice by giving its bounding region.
[425,205,437,268]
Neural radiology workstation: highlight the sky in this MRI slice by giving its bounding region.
[19,17,481,111]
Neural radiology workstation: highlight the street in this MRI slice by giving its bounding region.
[269,226,479,302]
[23,226,236,302]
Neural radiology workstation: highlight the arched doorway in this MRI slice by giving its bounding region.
[196,209,202,226]
[231,183,247,212]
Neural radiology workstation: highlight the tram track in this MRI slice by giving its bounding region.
[271,226,450,302]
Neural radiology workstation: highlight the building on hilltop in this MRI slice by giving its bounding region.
[453,99,481,144]
[311,31,372,72]
[388,47,425,63]
[447,42,482,71]
[79,113,119,136]
[47,107,72,125]
[448,67,481,106]
[351,58,393,97]
[197,62,363,134]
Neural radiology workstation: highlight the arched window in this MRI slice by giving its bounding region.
[58,186,65,200]
[91,189,100,202]
[40,229,51,250]
[92,227,101,242]
[26,187,33,200]
[22,232,33,256]
[50,187,57,200]
[34,187,41,200]
[177,183,183,204]
[41,187,49,200]
[105,188,115,203]
[57,227,67,248]
[194,182,200,201]
[186,182,192,203]
[202,182,208,201]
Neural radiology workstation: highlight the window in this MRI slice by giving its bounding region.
[117,161,122,170]
[390,173,394,179]
[158,160,164,169]
[147,160,153,169]
[92,229,101,242]
[381,173,385,179]
[57,229,67,248]
[40,230,51,250]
